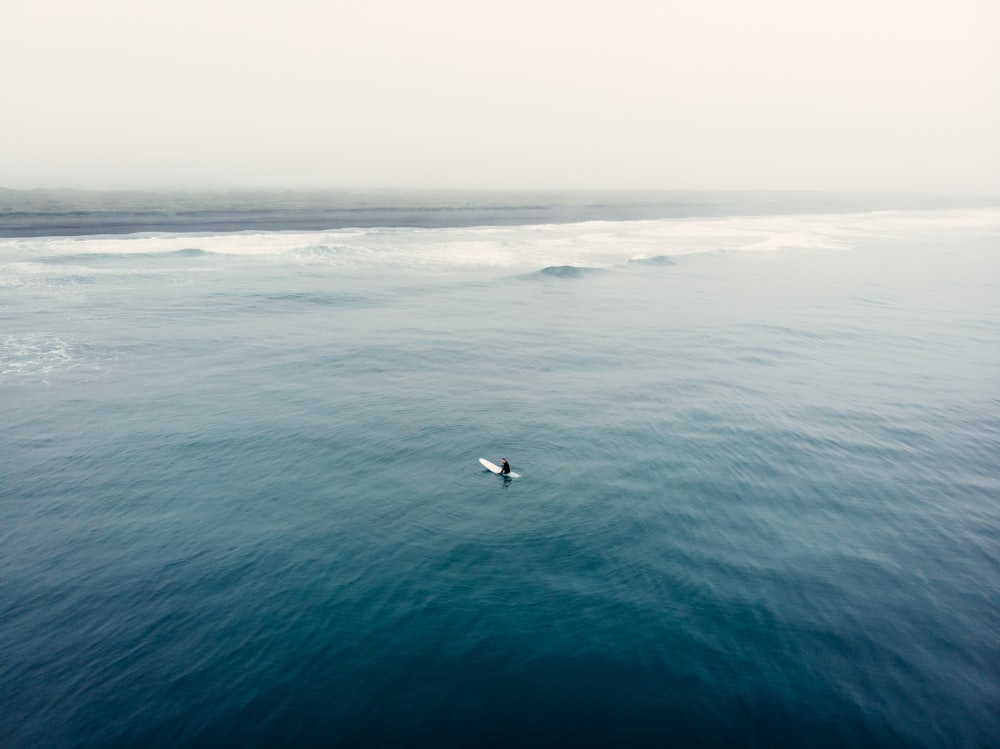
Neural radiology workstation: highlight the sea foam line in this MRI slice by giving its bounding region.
[0,208,995,273]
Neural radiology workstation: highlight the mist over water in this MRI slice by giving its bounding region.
[2,196,999,747]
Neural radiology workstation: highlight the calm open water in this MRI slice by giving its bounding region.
[2,200,999,747]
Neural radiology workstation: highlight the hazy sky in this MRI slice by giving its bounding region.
[3,0,998,191]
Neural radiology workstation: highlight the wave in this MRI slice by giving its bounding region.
[32,248,213,264]
[530,265,609,279]
[168,248,211,257]
[1,208,997,282]
[249,291,382,308]
[626,255,677,266]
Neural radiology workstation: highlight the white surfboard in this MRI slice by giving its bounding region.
[479,458,520,478]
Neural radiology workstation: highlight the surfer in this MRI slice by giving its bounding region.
[500,458,511,475]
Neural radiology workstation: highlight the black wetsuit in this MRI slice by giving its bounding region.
[500,461,511,474]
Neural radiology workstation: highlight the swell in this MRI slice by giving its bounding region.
[32,248,212,264]
[526,265,609,279]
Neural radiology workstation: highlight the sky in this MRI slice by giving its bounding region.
[2,0,998,192]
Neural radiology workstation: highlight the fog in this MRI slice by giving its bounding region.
[3,0,997,192]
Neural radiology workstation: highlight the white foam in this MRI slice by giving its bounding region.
[1,333,73,381]
[1,207,996,274]
[2,261,102,276]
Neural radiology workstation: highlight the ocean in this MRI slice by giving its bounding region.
[2,191,998,747]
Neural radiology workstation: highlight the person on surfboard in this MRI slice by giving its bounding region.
[500,458,511,475]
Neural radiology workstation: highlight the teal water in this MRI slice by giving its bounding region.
[2,206,999,747]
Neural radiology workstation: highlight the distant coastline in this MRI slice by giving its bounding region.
[1,188,996,237]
